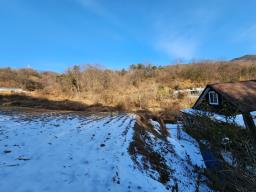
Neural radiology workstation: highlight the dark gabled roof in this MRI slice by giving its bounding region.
[193,80,256,113]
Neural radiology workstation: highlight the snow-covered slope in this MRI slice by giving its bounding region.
[129,119,211,191]
[0,109,211,192]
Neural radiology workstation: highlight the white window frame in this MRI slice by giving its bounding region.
[208,91,219,105]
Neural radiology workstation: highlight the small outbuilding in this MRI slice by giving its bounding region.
[182,80,256,139]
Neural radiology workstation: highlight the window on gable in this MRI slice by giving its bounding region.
[208,91,219,105]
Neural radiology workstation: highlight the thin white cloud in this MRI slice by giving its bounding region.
[77,0,106,17]
[75,0,123,28]
[152,1,222,60]
[157,35,198,59]
[230,23,256,51]
[236,24,256,42]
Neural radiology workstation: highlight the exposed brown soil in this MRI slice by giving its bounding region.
[0,94,121,113]
[0,93,179,122]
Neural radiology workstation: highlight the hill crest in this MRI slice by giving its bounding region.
[232,54,256,61]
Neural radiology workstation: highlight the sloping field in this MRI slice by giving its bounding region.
[0,109,212,192]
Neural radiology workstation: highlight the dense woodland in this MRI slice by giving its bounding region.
[0,59,256,112]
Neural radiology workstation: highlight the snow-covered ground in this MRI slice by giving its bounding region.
[0,109,211,192]
[181,108,256,128]
[150,122,210,191]
[166,123,206,169]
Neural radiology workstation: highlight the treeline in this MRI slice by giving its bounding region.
[0,60,256,111]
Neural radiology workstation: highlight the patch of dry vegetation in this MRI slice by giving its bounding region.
[183,114,256,191]
[128,114,172,184]
[0,94,119,112]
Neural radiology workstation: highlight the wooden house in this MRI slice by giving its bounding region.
[182,80,256,139]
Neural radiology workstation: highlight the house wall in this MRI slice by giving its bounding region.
[193,87,240,116]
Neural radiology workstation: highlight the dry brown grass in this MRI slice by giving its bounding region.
[128,115,171,184]
[0,94,121,112]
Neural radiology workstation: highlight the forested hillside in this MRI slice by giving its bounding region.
[1,58,256,112]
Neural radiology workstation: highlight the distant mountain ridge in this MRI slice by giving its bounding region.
[232,54,256,62]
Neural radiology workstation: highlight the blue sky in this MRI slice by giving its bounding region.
[0,0,256,72]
